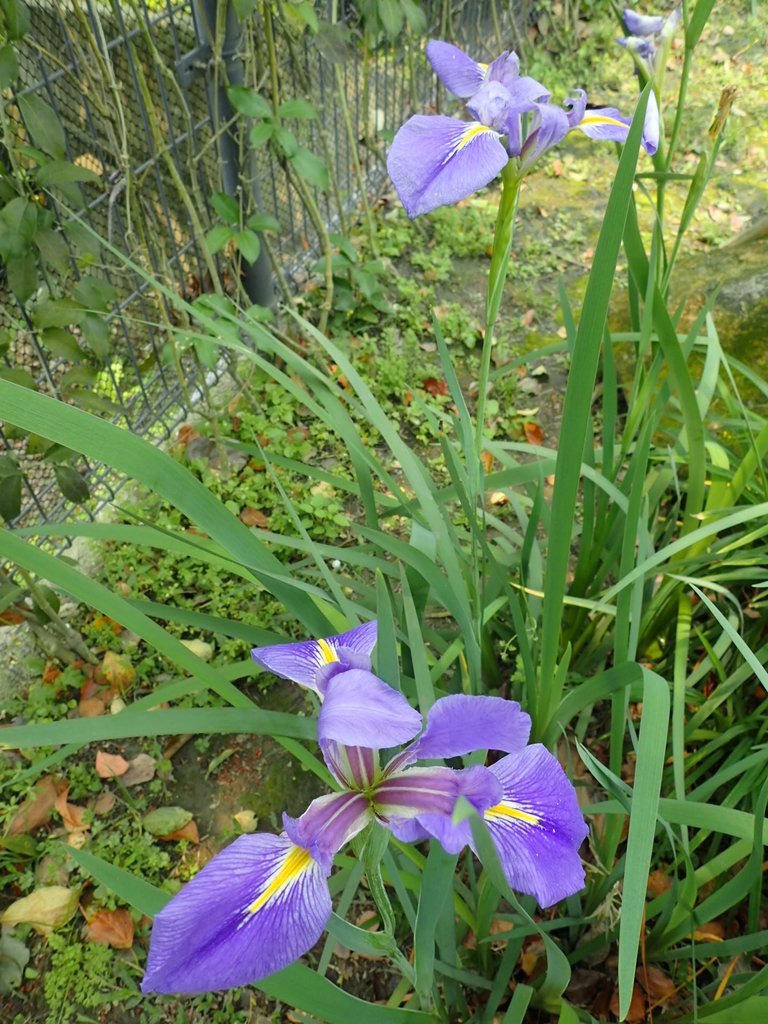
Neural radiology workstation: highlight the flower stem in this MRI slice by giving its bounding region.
[475,162,522,458]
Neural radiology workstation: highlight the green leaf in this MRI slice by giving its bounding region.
[0,366,37,390]
[34,226,70,275]
[0,933,29,995]
[278,98,317,120]
[0,705,315,750]
[6,250,37,302]
[226,85,272,119]
[617,670,670,1021]
[274,126,299,158]
[246,212,280,233]
[0,0,30,39]
[378,0,404,37]
[35,160,100,192]
[142,806,192,836]
[18,94,66,159]
[53,463,90,504]
[249,121,274,147]
[66,846,170,919]
[80,312,111,359]
[0,456,22,522]
[258,963,433,1023]
[38,328,88,361]
[211,190,240,225]
[205,223,234,255]
[71,275,117,311]
[232,0,258,17]
[32,298,87,329]
[290,146,329,191]
[0,43,19,87]
[233,229,260,264]
[400,0,426,34]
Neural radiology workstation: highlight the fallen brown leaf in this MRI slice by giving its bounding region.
[422,377,449,397]
[609,982,646,1022]
[121,753,157,787]
[101,651,136,692]
[84,908,134,949]
[638,964,677,1004]
[159,820,199,844]
[240,506,269,528]
[78,696,107,718]
[7,776,68,835]
[54,787,89,833]
[647,868,672,897]
[95,751,129,779]
[523,421,544,445]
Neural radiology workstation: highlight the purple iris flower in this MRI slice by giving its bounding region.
[141,623,587,994]
[387,40,659,218]
[618,5,682,68]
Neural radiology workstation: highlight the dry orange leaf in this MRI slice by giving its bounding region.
[42,662,61,686]
[609,983,646,1023]
[240,506,269,528]
[647,869,672,897]
[694,919,725,942]
[85,908,134,949]
[489,491,509,506]
[422,377,449,397]
[101,651,136,691]
[54,787,89,833]
[159,819,200,844]
[639,965,677,1003]
[480,450,494,474]
[95,751,129,779]
[177,424,199,446]
[7,776,68,835]
[78,696,106,718]
[523,421,544,445]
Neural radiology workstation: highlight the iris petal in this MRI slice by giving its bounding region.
[141,834,330,994]
[575,91,658,155]
[403,694,531,765]
[284,791,371,865]
[387,115,509,218]
[623,9,664,35]
[318,668,422,748]
[426,40,486,98]
[250,621,377,692]
[479,745,588,908]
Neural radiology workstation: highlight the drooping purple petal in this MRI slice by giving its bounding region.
[318,668,422,748]
[574,90,659,155]
[623,8,663,35]
[477,745,588,908]
[618,34,657,61]
[406,765,503,854]
[518,102,570,173]
[387,115,509,218]
[402,694,531,765]
[375,766,462,820]
[250,621,377,692]
[283,792,371,865]
[426,40,486,98]
[141,834,330,994]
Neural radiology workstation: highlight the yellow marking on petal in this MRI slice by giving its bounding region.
[454,123,496,154]
[485,802,541,826]
[477,62,489,72]
[317,638,338,664]
[247,845,312,915]
[579,114,628,129]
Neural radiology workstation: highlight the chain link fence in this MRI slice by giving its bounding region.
[0,0,531,532]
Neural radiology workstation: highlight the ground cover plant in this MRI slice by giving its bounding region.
[2,2,768,1022]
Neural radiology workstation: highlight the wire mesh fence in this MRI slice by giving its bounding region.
[0,0,532,533]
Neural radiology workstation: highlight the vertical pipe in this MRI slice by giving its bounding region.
[191,0,274,306]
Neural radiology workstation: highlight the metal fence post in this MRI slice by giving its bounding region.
[188,0,275,307]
